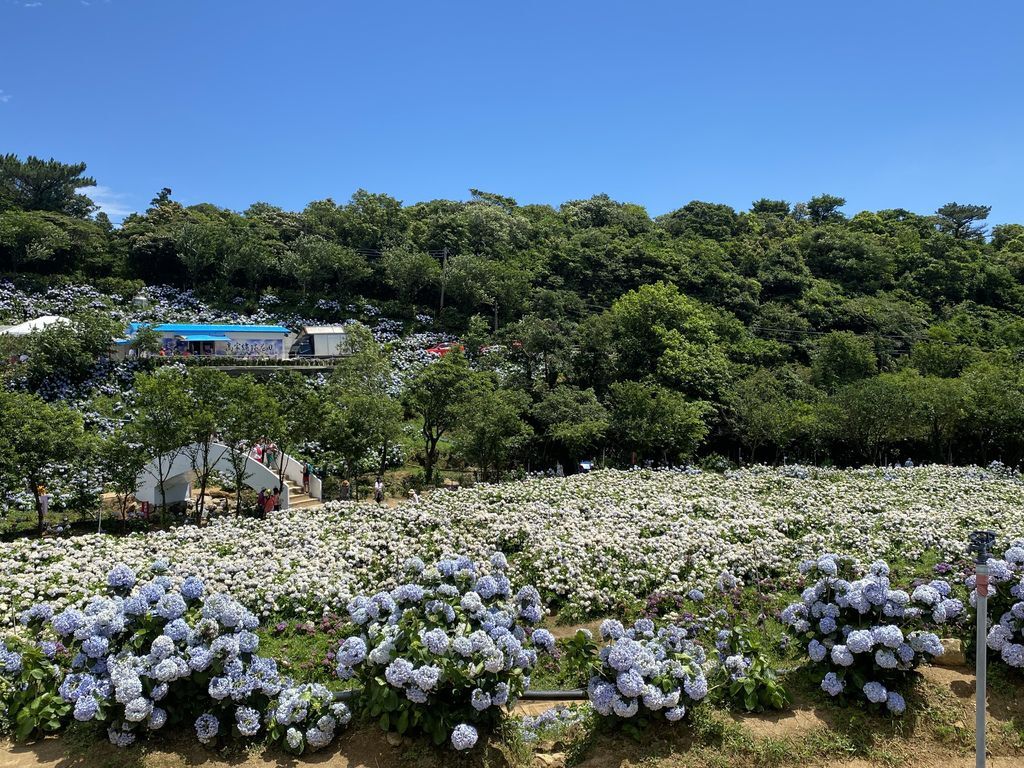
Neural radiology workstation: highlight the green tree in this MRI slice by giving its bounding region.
[181,368,231,524]
[453,384,532,479]
[806,194,846,225]
[97,429,147,529]
[0,154,96,216]
[0,209,72,273]
[128,368,193,512]
[219,375,283,513]
[402,353,485,483]
[19,313,120,391]
[751,199,790,217]
[381,245,441,307]
[727,369,816,463]
[283,234,369,297]
[129,325,163,357]
[0,391,90,534]
[607,381,709,464]
[323,327,403,482]
[606,282,729,398]
[935,202,991,241]
[264,373,325,491]
[811,331,877,392]
[659,201,741,241]
[531,385,609,466]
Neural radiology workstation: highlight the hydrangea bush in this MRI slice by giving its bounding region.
[335,553,550,749]
[972,539,1024,668]
[0,637,70,741]
[712,625,789,712]
[782,554,960,714]
[17,563,350,750]
[265,682,352,754]
[587,618,709,722]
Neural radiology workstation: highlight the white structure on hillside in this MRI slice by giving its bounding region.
[290,325,351,357]
[135,442,321,510]
[0,315,71,336]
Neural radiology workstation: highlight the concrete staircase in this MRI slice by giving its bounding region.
[283,478,321,510]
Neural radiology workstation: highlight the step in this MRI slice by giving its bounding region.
[289,498,321,509]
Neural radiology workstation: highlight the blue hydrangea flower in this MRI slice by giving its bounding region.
[830,645,854,667]
[412,664,441,691]
[863,681,888,704]
[73,695,99,721]
[180,576,205,600]
[683,675,708,700]
[423,628,450,655]
[886,691,906,714]
[808,639,827,663]
[107,564,137,590]
[846,630,874,654]
[385,658,413,687]
[471,688,492,711]
[451,723,478,751]
[531,628,556,653]
[195,713,219,743]
[821,672,844,697]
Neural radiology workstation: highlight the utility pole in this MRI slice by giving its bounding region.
[438,247,448,316]
[970,529,996,768]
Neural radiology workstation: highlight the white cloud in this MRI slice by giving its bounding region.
[88,185,136,220]
[0,90,10,104]
[24,2,43,7]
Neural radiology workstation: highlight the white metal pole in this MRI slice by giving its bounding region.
[975,557,988,768]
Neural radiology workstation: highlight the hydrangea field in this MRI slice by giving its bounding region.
[3,465,1022,623]
[3,465,1024,761]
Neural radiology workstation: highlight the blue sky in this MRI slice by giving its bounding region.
[2,0,1023,224]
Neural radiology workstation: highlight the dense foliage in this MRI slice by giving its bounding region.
[5,155,1024,472]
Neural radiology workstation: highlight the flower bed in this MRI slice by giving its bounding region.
[2,466,1023,623]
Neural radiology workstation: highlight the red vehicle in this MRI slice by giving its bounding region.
[425,342,465,357]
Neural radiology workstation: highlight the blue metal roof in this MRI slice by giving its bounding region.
[139,323,290,335]
[180,334,231,342]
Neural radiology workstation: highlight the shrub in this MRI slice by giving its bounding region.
[971,539,1024,668]
[587,618,709,723]
[265,682,352,754]
[19,564,349,750]
[0,636,71,741]
[334,552,549,749]
[782,554,959,713]
[712,625,789,712]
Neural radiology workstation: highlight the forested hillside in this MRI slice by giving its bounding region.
[4,153,1024,468]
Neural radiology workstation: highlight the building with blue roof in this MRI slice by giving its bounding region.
[117,322,295,360]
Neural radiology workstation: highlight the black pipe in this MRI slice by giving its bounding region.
[519,689,587,700]
[332,687,587,702]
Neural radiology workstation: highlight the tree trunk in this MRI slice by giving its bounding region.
[31,480,43,536]
[424,435,439,483]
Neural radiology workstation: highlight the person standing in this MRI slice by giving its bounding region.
[340,479,351,500]
[263,488,278,517]
[38,485,52,526]
[257,488,266,515]
[302,461,311,494]
[373,476,384,505]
